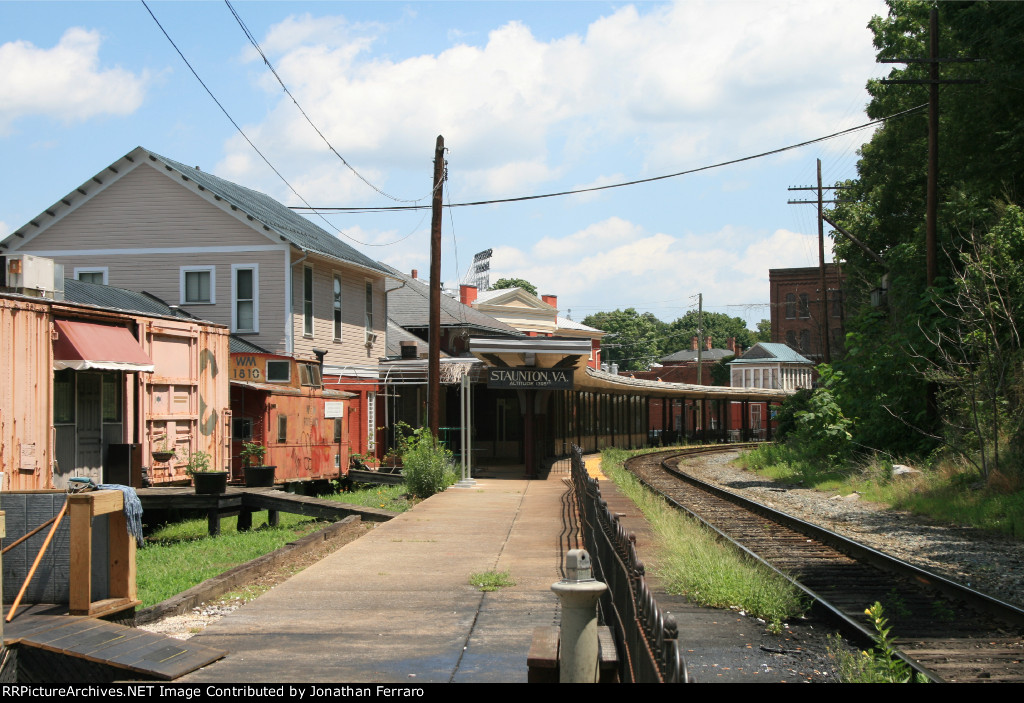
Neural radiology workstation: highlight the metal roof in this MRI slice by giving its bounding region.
[63,278,213,322]
[660,348,735,363]
[386,269,521,335]
[731,342,813,365]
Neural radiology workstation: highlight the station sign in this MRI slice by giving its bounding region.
[487,367,574,390]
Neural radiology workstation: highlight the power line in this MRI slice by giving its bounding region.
[141,0,428,248]
[223,0,434,205]
[291,105,926,213]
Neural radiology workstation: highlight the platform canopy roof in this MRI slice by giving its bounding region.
[468,336,792,401]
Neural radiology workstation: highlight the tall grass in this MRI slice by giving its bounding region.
[600,448,805,630]
[740,443,1024,538]
[326,482,412,512]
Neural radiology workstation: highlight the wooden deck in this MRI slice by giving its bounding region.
[137,486,396,535]
[4,605,225,681]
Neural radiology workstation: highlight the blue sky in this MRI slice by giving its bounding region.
[1,0,889,331]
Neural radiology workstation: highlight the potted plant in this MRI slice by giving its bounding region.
[152,439,176,464]
[186,450,228,494]
[240,441,276,487]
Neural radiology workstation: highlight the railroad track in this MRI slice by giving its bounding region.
[625,446,1024,683]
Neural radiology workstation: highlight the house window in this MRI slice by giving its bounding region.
[800,329,811,353]
[232,264,258,333]
[785,293,796,319]
[277,415,288,444]
[334,418,343,443]
[786,330,797,348]
[74,268,108,285]
[181,266,215,304]
[798,293,810,318]
[364,281,373,334]
[102,373,121,422]
[54,369,75,424]
[266,360,291,383]
[303,266,314,337]
[333,274,343,342]
[831,289,843,318]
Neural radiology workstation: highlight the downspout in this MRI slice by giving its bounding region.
[287,247,309,356]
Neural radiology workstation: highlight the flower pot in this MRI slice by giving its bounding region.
[193,471,229,494]
[244,465,276,488]
[152,451,176,463]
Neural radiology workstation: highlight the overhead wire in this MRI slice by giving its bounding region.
[223,0,435,204]
[291,104,926,214]
[142,0,430,248]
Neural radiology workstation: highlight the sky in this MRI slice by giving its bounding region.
[0,0,891,331]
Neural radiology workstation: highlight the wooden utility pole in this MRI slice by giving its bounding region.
[880,7,980,287]
[817,159,831,364]
[428,135,445,437]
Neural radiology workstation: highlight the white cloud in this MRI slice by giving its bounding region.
[0,28,148,133]
[488,217,825,326]
[222,1,884,199]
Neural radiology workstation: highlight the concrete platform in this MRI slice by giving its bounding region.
[178,457,832,683]
[181,464,568,683]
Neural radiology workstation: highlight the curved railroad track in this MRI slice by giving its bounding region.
[625,446,1024,683]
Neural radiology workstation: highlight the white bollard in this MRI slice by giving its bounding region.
[551,549,608,683]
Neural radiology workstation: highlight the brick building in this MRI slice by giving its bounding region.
[769,264,846,364]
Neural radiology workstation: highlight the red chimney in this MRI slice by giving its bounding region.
[460,284,478,305]
[541,294,557,308]
[727,336,736,353]
[705,336,713,351]
[411,269,418,279]
[691,336,699,351]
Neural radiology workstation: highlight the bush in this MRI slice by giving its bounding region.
[399,427,457,499]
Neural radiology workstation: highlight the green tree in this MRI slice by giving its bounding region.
[490,277,538,297]
[827,1,1024,458]
[660,311,758,357]
[755,319,771,343]
[582,308,665,371]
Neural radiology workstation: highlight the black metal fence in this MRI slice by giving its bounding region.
[569,445,689,683]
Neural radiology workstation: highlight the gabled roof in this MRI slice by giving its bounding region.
[3,147,391,277]
[556,316,604,334]
[474,287,555,310]
[386,269,521,336]
[660,348,734,363]
[730,342,812,365]
[144,150,391,275]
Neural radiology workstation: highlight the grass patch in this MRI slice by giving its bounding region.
[740,444,1024,538]
[469,570,516,592]
[326,482,413,513]
[138,484,411,608]
[600,448,805,631]
[138,511,325,608]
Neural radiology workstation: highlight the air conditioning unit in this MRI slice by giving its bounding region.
[3,254,64,300]
[364,332,378,348]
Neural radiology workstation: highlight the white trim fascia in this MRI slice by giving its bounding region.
[231,263,260,334]
[73,267,109,284]
[21,244,288,257]
[323,364,381,379]
[2,149,145,251]
[285,249,294,355]
[180,265,216,305]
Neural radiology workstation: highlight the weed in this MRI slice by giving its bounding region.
[601,448,805,632]
[827,602,928,683]
[931,600,956,622]
[469,570,516,592]
[882,589,912,619]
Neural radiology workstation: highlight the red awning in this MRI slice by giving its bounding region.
[53,319,154,372]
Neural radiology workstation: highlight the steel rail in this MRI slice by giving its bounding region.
[625,446,1024,683]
